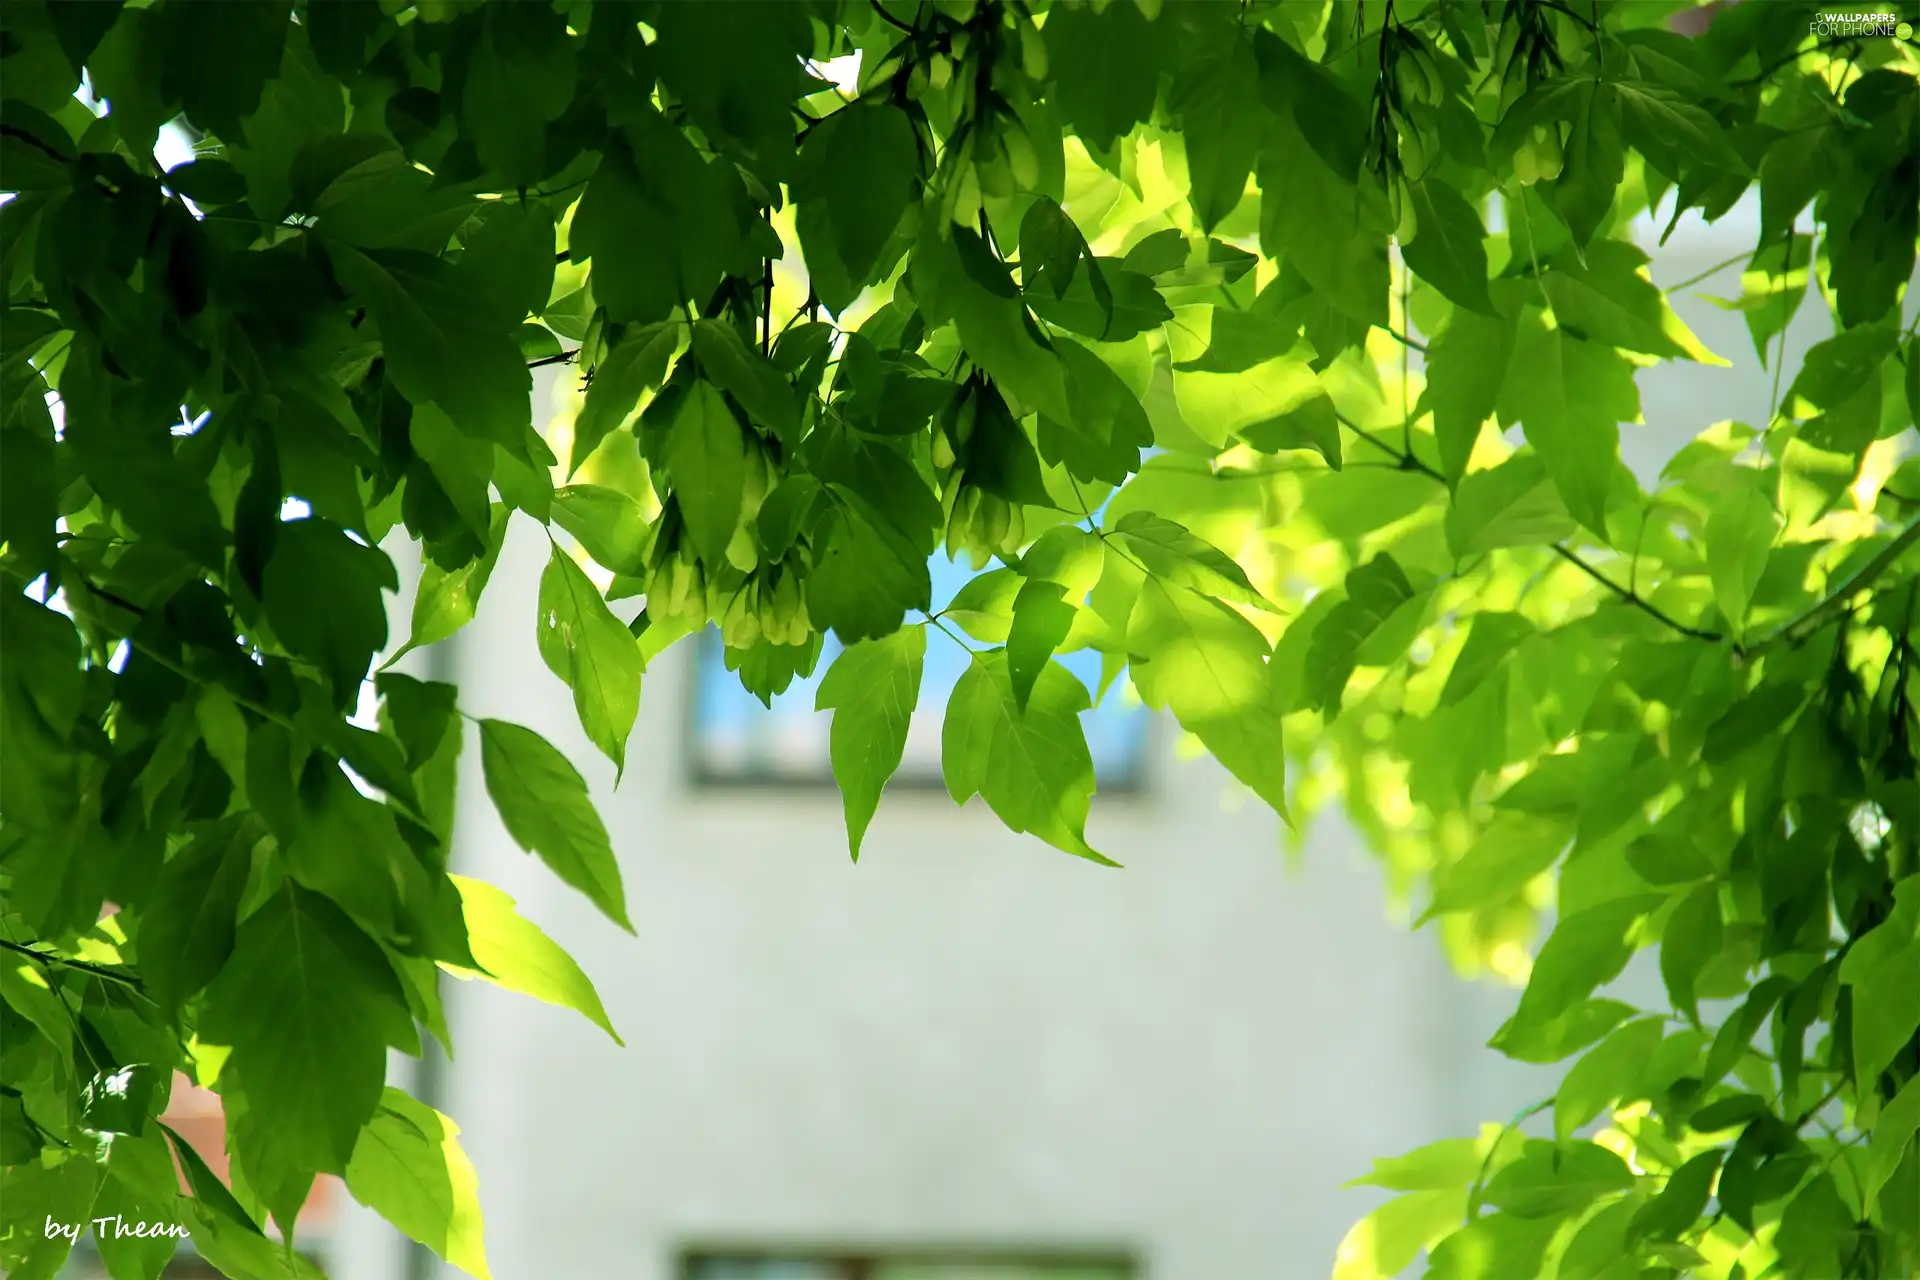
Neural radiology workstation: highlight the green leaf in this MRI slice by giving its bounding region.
[312,150,480,255]
[793,102,920,287]
[134,825,251,1015]
[1330,1188,1472,1280]
[1421,816,1569,923]
[913,221,1072,424]
[401,504,509,658]
[1511,897,1661,1030]
[1554,1015,1665,1144]
[535,546,642,775]
[1704,471,1779,635]
[1109,510,1274,612]
[198,884,414,1233]
[1440,612,1537,708]
[1867,1070,1920,1214]
[805,488,932,642]
[1553,80,1626,247]
[1613,79,1750,178]
[1629,1148,1721,1244]
[1420,305,1514,484]
[942,650,1110,864]
[650,1,807,184]
[1305,555,1415,712]
[1037,336,1155,484]
[571,321,678,475]
[346,1087,490,1280]
[409,402,493,542]
[1007,579,1077,712]
[376,673,457,774]
[1173,348,1321,452]
[1401,178,1494,315]
[1346,1137,1492,1192]
[157,0,287,142]
[461,2,574,185]
[1170,28,1260,232]
[478,718,632,932]
[1426,1211,1561,1277]
[1481,1140,1635,1218]
[665,381,747,569]
[262,518,398,703]
[1256,74,1389,328]
[1773,1172,1852,1278]
[1024,261,1170,343]
[1128,576,1288,817]
[552,485,652,578]
[326,244,531,447]
[1542,240,1725,365]
[460,199,556,324]
[1445,453,1578,555]
[570,109,746,324]
[80,1062,160,1137]
[1043,0,1162,153]
[1787,323,1900,412]
[690,319,799,443]
[815,626,926,860]
[1840,881,1920,1094]
[962,382,1056,507]
[1497,320,1639,539]
[445,874,620,1044]
[1236,392,1342,469]
[1659,881,1723,1023]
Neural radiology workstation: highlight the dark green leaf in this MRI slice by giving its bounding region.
[1401,178,1494,315]
[478,718,632,932]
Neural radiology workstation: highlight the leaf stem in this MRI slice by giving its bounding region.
[1466,1096,1551,1222]
[1743,513,1920,661]
[921,611,976,655]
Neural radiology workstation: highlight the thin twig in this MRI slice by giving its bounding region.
[1665,249,1752,294]
[1383,324,1427,354]
[1732,35,1864,88]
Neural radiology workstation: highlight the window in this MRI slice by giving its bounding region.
[689,557,1151,789]
[683,1250,1136,1280]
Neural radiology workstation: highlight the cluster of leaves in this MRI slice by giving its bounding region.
[0,0,1917,1276]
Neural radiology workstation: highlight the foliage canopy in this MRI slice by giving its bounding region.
[1,0,1918,1276]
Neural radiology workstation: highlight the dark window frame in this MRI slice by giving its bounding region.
[679,1241,1142,1280]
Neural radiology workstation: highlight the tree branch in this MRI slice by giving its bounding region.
[0,937,144,992]
[1335,411,1728,646]
[1743,513,1920,661]
[1548,544,1724,644]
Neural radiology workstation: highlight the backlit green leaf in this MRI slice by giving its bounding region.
[816,625,926,860]
[445,875,620,1044]
[536,545,642,774]
[942,650,1109,864]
